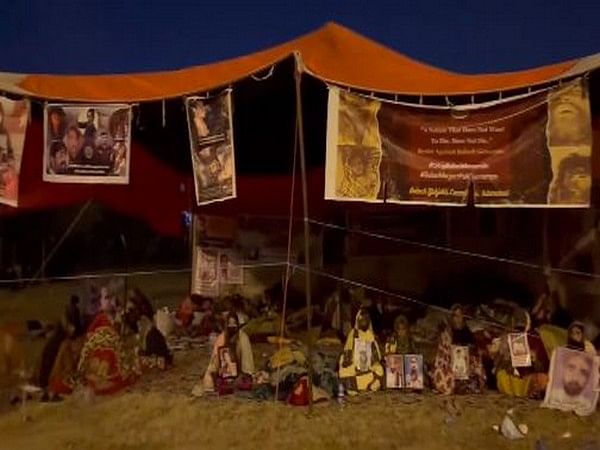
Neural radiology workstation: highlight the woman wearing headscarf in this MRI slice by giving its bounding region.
[385,315,416,355]
[495,311,549,399]
[566,321,596,354]
[431,304,486,395]
[338,308,384,395]
[200,312,254,393]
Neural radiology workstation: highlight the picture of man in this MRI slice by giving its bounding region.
[543,347,599,416]
[79,108,97,147]
[385,355,403,389]
[190,99,210,138]
[404,355,424,389]
[48,141,68,174]
[200,250,217,283]
[547,153,591,205]
[63,125,83,164]
[48,107,66,141]
[451,346,469,380]
[337,145,381,199]
[547,82,591,147]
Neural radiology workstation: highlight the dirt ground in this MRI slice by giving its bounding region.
[1,277,599,450]
[0,344,599,450]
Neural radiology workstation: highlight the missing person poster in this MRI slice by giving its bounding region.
[43,104,131,183]
[451,345,469,380]
[192,247,219,297]
[325,79,592,207]
[508,333,532,368]
[385,354,404,389]
[0,97,28,207]
[354,339,372,373]
[218,250,243,285]
[186,91,236,205]
[542,347,599,416]
[404,354,424,390]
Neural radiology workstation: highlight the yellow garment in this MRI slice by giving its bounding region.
[538,324,596,356]
[269,346,306,369]
[338,310,383,394]
[496,370,530,398]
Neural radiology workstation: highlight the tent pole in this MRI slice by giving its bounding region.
[294,52,314,412]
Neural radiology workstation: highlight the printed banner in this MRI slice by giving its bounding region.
[542,347,599,416]
[404,354,424,390]
[218,250,243,285]
[186,91,236,205]
[325,79,592,207]
[192,247,219,297]
[0,97,28,207]
[508,333,532,368]
[44,104,131,183]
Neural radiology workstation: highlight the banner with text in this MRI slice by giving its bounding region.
[44,104,131,184]
[325,79,592,207]
[0,97,28,207]
[186,91,236,206]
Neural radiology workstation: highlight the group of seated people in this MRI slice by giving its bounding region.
[34,286,171,401]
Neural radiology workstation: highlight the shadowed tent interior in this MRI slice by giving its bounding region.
[1,23,600,307]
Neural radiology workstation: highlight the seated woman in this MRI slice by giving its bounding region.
[52,295,139,396]
[138,315,173,370]
[385,315,415,355]
[200,312,255,394]
[338,308,384,395]
[431,304,486,395]
[495,311,549,399]
[566,321,596,354]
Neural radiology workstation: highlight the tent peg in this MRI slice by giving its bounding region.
[162,100,166,128]
[419,95,423,105]
[470,94,475,105]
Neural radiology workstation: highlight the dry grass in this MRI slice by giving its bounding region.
[0,390,598,450]
[1,275,599,450]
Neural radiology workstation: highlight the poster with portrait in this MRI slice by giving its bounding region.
[403,354,424,390]
[325,79,592,207]
[508,333,532,368]
[451,346,470,380]
[186,91,236,206]
[43,104,131,184]
[0,97,28,207]
[354,339,372,373]
[192,247,219,297]
[218,250,243,285]
[218,347,238,379]
[385,355,404,389]
[542,347,599,416]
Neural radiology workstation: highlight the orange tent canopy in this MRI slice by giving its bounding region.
[1,22,599,102]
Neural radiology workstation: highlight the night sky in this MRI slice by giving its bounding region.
[1,0,599,75]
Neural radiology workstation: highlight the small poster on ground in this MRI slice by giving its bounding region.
[385,355,404,389]
[451,345,469,380]
[354,339,372,373]
[404,354,424,390]
[218,347,238,379]
[508,333,532,368]
[542,347,599,416]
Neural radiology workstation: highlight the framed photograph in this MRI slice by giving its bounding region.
[404,354,424,390]
[354,339,372,373]
[542,347,599,416]
[451,345,469,380]
[508,333,532,368]
[218,347,238,379]
[385,355,404,389]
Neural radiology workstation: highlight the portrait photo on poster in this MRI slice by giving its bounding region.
[186,91,236,206]
[385,354,404,389]
[192,247,219,297]
[43,104,131,184]
[354,338,372,373]
[0,97,28,207]
[404,354,424,390]
[508,333,532,368]
[451,345,470,380]
[218,250,243,285]
[218,347,238,379]
[542,347,599,416]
